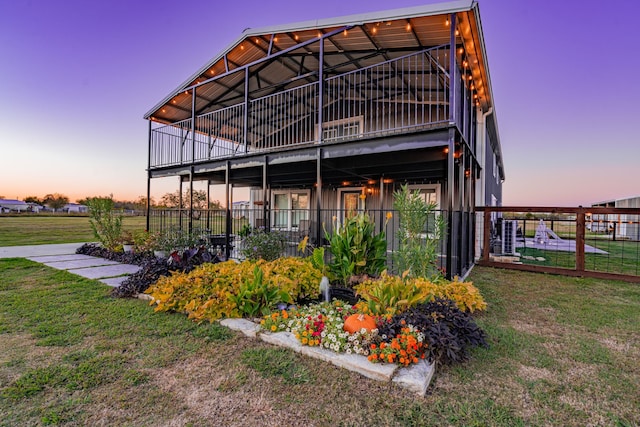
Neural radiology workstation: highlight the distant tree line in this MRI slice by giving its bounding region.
[21,190,222,212]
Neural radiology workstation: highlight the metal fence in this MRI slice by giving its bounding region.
[148,207,456,276]
[476,206,640,282]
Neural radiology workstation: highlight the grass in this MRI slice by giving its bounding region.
[0,259,638,426]
[517,238,640,276]
[0,215,147,246]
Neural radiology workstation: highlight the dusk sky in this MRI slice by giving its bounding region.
[1,0,638,206]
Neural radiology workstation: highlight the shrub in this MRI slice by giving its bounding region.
[434,276,487,313]
[241,229,286,261]
[354,271,436,317]
[376,298,488,366]
[262,257,323,301]
[146,261,242,322]
[145,258,324,322]
[392,184,446,280]
[85,196,122,251]
[228,265,292,318]
[325,213,388,286]
[354,273,487,315]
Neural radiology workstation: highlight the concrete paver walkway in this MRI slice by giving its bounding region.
[0,243,141,287]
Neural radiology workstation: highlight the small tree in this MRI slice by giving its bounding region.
[43,193,69,212]
[159,190,210,209]
[85,195,122,251]
[393,185,446,279]
[24,196,42,204]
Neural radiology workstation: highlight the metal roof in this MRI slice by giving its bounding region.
[144,0,491,120]
[143,0,504,177]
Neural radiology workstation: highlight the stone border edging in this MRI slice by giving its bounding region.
[219,318,435,396]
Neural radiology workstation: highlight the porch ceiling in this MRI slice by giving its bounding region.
[145,0,494,123]
[182,145,447,189]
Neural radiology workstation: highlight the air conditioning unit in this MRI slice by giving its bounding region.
[501,220,517,255]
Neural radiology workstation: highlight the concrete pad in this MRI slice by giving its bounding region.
[0,243,87,258]
[42,258,120,270]
[70,264,141,279]
[99,277,129,287]
[27,254,95,262]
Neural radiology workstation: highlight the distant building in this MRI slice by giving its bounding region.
[591,196,640,240]
[232,201,250,219]
[0,198,32,213]
[63,203,89,213]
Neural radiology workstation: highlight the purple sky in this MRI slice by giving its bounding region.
[1,0,638,206]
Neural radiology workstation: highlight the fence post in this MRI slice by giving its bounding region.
[576,207,585,272]
[482,208,491,261]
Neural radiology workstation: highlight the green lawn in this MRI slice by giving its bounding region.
[517,238,640,276]
[0,260,637,426]
[0,215,147,246]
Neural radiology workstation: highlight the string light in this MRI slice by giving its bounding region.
[372,26,377,34]
[343,29,348,36]
[406,23,412,31]
[445,18,450,26]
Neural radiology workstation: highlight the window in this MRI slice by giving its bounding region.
[271,190,310,229]
[407,184,441,236]
[321,116,363,141]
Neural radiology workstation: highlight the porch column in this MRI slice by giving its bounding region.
[179,178,183,230]
[445,13,457,279]
[225,161,231,259]
[146,120,152,231]
[244,67,249,154]
[189,86,196,234]
[189,166,194,234]
[317,34,324,143]
[446,128,456,280]
[379,176,385,234]
[316,148,322,245]
[206,180,211,231]
[263,156,269,230]
[448,13,457,125]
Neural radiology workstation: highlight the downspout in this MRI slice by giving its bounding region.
[474,107,493,261]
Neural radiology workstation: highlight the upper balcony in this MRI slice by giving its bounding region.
[146,3,493,170]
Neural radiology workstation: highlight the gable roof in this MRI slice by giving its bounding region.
[145,0,494,120]
[144,0,504,178]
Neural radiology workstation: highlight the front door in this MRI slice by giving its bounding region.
[338,188,364,220]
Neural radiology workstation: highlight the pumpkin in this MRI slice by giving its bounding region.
[343,313,377,334]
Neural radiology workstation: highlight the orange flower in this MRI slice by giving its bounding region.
[370,343,377,350]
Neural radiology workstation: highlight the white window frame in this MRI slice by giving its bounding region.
[336,187,366,225]
[406,184,442,239]
[271,189,311,230]
[406,184,441,209]
[319,116,364,141]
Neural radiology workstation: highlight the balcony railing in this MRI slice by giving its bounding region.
[149,45,454,169]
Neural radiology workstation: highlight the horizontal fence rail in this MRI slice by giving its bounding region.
[476,206,640,283]
[148,207,452,276]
